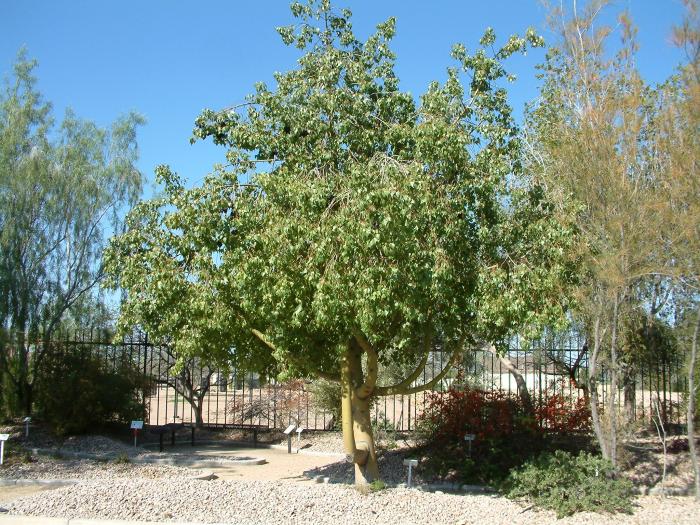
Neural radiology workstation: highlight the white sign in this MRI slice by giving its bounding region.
[22,417,31,423]
[296,427,304,435]
[403,458,418,488]
[0,434,7,466]
[464,434,475,441]
[130,420,144,430]
[283,424,296,435]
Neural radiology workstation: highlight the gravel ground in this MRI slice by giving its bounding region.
[1,456,201,480]
[5,478,699,525]
[3,427,699,524]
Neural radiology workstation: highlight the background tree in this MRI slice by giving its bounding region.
[0,51,144,416]
[106,1,576,485]
[150,344,215,428]
[655,0,700,500]
[524,0,682,469]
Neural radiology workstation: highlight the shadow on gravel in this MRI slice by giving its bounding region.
[304,448,422,485]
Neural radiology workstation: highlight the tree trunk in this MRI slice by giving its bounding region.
[486,344,534,417]
[23,383,33,417]
[609,296,619,469]
[589,315,609,460]
[688,311,699,502]
[194,400,204,429]
[340,344,379,486]
[623,371,636,422]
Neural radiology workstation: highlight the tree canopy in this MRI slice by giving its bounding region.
[106,0,577,483]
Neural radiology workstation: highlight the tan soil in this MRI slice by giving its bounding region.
[0,484,58,505]
[166,443,342,482]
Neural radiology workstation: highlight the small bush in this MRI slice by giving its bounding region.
[114,452,130,464]
[416,385,593,484]
[309,379,341,429]
[535,381,591,435]
[369,479,386,492]
[417,387,543,484]
[35,346,151,436]
[0,441,33,466]
[502,450,634,518]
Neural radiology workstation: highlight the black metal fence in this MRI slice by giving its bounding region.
[15,329,689,432]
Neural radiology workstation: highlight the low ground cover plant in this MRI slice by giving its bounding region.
[502,450,634,517]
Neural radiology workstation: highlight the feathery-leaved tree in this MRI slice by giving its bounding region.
[525,0,691,470]
[105,1,576,485]
[0,51,144,416]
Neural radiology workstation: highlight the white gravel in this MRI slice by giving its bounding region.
[3,429,699,524]
[5,478,699,525]
[1,457,201,481]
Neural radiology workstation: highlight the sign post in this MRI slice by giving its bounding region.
[295,427,304,452]
[464,433,475,457]
[0,434,9,466]
[130,420,144,447]
[23,417,31,438]
[403,458,418,488]
[283,424,296,454]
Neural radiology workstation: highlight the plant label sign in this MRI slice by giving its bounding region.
[403,458,418,487]
[130,421,144,430]
[283,424,296,435]
[0,434,8,466]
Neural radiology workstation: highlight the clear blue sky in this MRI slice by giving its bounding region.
[2,1,688,195]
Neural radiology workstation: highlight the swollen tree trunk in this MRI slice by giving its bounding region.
[688,311,700,502]
[336,330,462,486]
[340,343,379,486]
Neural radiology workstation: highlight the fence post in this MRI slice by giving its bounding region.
[143,332,149,420]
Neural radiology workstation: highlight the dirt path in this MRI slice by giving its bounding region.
[176,444,344,482]
[0,484,58,505]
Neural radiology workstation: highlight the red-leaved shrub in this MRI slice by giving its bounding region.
[534,382,591,434]
[416,383,592,483]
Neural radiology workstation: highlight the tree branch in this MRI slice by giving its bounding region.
[376,335,465,396]
[353,330,378,399]
[374,323,432,396]
[251,328,277,352]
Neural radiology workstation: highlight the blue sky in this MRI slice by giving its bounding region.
[2,1,688,195]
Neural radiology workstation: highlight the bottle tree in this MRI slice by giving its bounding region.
[106,1,577,485]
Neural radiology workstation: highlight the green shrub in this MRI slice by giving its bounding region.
[369,479,386,492]
[0,441,33,466]
[416,387,546,484]
[34,346,151,436]
[309,379,341,429]
[502,450,634,518]
[114,452,130,464]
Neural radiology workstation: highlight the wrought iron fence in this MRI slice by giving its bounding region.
[8,329,688,432]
